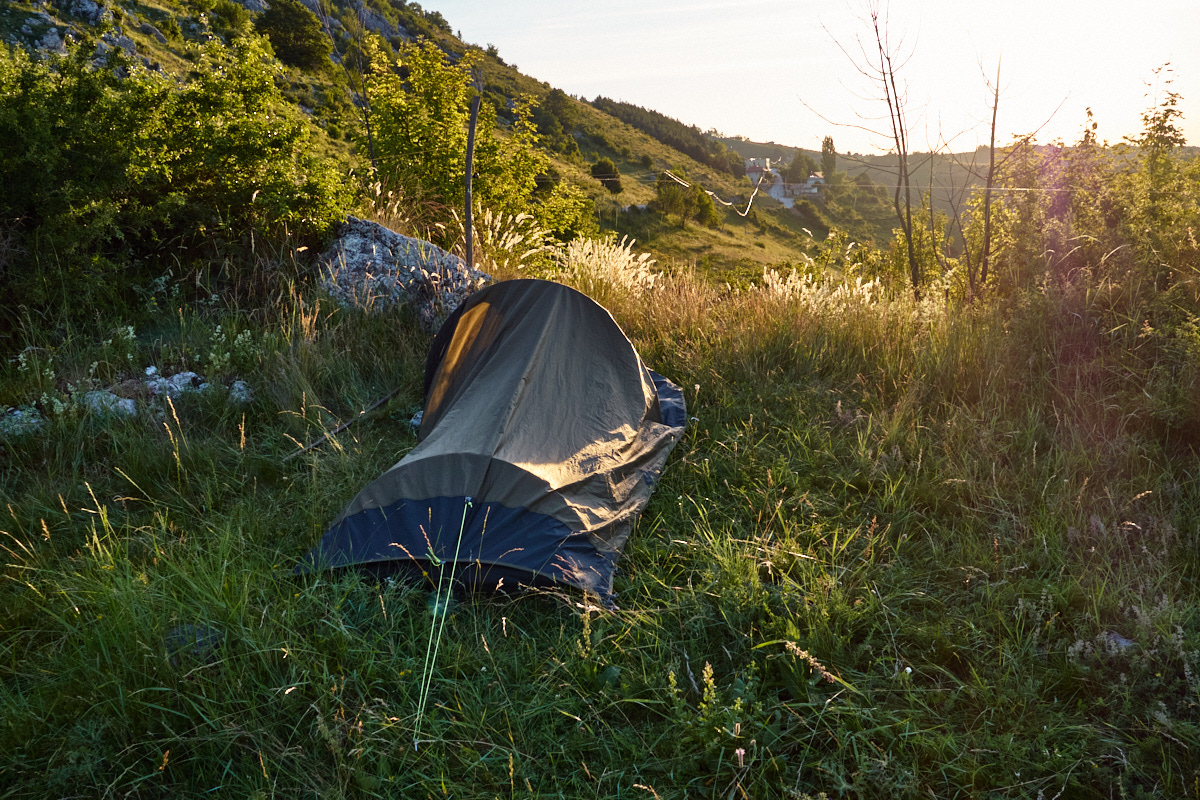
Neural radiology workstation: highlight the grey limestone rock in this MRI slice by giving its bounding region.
[146,369,205,399]
[351,0,402,37]
[36,27,65,52]
[0,407,46,437]
[100,29,136,55]
[84,390,137,417]
[139,21,167,43]
[57,0,112,24]
[318,216,491,332]
[228,380,253,405]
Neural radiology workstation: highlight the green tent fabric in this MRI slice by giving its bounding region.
[299,279,686,599]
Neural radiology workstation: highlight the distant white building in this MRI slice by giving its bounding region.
[744,158,824,207]
[785,173,825,199]
[744,161,772,186]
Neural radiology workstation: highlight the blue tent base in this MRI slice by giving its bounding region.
[299,496,620,599]
[356,559,569,595]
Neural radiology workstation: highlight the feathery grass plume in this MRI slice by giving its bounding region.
[551,234,657,299]
[450,206,553,278]
[762,266,883,311]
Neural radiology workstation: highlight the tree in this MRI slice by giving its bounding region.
[253,0,331,71]
[0,39,346,323]
[944,60,1055,299]
[369,39,531,240]
[532,89,579,156]
[591,157,623,194]
[726,149,746,178]
[691,185,721,228]
[1126,65,1187,204]
[784,152,817,183]
[540,89,577,133]
[653,171,692,222]
[821,136,837,182]
[651,172,720,227]
[803,3,923,295]
[1121,65,1192,285]
[834,2,920,298]
[367,39,590,246]
[972,63,1001,296]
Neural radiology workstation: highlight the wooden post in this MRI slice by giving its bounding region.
[463,70,482,270]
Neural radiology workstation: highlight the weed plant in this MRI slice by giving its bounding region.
[2,223,1200,799]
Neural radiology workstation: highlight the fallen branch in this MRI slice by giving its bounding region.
[282,387,404,462]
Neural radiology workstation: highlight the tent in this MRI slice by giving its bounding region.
[299,279,686,599]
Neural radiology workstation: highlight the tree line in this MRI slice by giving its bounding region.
[590,96,745,178]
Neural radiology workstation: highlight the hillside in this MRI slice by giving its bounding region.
[1,0,894,279]
[5,3,1200,798]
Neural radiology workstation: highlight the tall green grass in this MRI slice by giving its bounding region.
[2,236,1199,797]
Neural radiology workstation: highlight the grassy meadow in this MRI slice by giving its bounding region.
[3,7,1200,796]
[3,228,1199,798]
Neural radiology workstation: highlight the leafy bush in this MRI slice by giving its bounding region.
[367,37,591,248]
[965,80,1200,444]
[209,0,252,35]
[531,88,580,156]
[652,171,720,228]
[253,0,332,71]
[591,157,622,194]
[0,39,347,331]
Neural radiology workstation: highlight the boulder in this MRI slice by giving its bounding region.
[55,0,112,25]
[101,30,137,55]
[36,27,66,53]
[84,390,136,417]
[146,369,207,399]
[0,407,46,437]
[228,380,253,405]
[139,21,167,43]
[352,0,401,37]
[318,216,490,331]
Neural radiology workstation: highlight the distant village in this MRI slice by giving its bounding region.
[744,158,824,209]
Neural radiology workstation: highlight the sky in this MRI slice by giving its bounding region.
[418,0,1200,156]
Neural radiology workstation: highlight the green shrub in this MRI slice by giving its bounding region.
[210,0,251,35]
[367,38,591,248]
[158,15,183,40]
[253,0,332,71]
[0,39,347,332]
[591,157,623,194]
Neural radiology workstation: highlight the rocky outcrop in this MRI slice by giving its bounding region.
[17,12,69,53]
[352,0,404,38]
[318,216,490,331]
[140,22,167,43]
[54,0,111,25]
[1,367,254,436]
[37,27,67,53]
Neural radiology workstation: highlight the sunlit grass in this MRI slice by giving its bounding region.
[2,237,1199,798]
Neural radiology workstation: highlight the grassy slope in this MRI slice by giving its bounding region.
[3,3,1200,798]
[2,251,1199,797]
[30,0,835,275]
